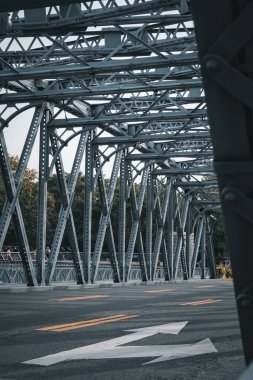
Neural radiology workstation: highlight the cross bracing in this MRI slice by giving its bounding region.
[0,1,220,286]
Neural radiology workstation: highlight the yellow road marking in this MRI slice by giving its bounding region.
[49,295,109,302]
[36,314,126,331]
[223,278,233,281]
[181,299,223,306]
[36,314,140,332]
[183,299,221,305]
[195,285,215,288]
[190,299,222,305]
[55,315,140,332]
[145,289,176,293]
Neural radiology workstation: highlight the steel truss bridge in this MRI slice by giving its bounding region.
[0,0,220,286]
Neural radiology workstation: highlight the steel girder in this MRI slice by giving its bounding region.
[192,0,253,367]
[0,1,219,286]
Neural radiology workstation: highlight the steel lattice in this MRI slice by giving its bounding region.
[0,1,219,286]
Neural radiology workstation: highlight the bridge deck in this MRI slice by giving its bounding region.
[0,279,244,380]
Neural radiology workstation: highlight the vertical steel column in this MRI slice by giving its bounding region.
[135,225,148,282]
[191,216,204,278]
[185,203,192,278]
[36,105,51,285]
[145,167,153,280]
[200,215,206,279]
[118,149,126,282]
[167,185,175,280]
[173,192,191,279]
[83,129,93,284]
[206,216,217,279]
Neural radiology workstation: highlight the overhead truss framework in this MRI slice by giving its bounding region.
[0,1,220,287]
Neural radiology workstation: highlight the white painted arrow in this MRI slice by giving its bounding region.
[23,321,217,366]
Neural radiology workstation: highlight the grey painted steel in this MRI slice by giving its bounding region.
[0,1,84,12]
[201,217,207,280]
[151,182,171,280]
[173,193,191,279]
[91,150,122,283]
[83,130,93,284]
[125,167,149,281]
[0,261,212,285]
[0,107,44,285]
[92,148,121,283]
[118,150,126,282]
[36,107,51,285]
[127,165,148,282]
[0,82,204,104]
[0,1,221,286]
[0,131,37,286]
[45,131,87,285]
[185,204,192,278]
[191,217,204,278]
[206,216,217,279]
[145,168,153,281]
[167,187,176,280]
[0,107,43,252]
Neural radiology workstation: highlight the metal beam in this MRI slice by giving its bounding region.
[0,1,83,12]
[192,0,253,363]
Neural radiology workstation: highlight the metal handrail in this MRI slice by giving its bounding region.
[0,262,211,285]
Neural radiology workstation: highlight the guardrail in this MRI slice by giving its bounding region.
[0,263,211,285]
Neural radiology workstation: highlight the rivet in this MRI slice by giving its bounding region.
[204,58,219,71]
[239,296,253,310]
[222,190,237,203]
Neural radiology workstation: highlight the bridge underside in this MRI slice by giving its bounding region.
[0,1,219,286]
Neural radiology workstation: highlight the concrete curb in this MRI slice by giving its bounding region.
[0,278,223,293]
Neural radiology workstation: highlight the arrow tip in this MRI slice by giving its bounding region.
[125,321,188,335]
[143,338,217,365]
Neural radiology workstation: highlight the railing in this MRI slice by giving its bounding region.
[0,263,26,284]
[0,262,211,285]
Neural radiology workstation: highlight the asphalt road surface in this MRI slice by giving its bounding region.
[0,279,245,380]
